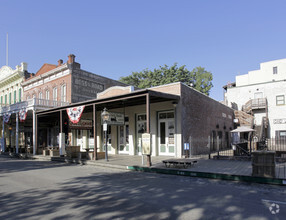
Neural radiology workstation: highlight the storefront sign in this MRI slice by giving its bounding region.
[102,112,124,125]
[19,108,28,122]
[66,105,85,123]
[142,133,151,155]
[69,119,92,130]
[273,119,286,124]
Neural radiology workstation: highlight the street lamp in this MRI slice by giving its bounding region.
[101,108,110,161]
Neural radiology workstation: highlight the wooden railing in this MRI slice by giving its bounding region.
[242,98,267,113]
[0,98,69,114]
[234,110,254,126]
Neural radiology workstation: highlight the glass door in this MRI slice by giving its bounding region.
[136,114,147,155]
[118,117,129,154]
[76,130,83,151]
[158,111,175,156]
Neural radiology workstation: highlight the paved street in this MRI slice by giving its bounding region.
[0,156,285,220]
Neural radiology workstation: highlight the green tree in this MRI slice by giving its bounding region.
[119,63,213,96]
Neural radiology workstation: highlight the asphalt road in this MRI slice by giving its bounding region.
[0,156,285,220]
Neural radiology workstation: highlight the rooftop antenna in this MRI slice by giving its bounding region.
[6,33,8,66]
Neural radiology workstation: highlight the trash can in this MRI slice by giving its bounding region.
[252,151,275,178]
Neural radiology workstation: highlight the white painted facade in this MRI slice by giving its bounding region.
[0,62,27,105]
[224,59,286,138]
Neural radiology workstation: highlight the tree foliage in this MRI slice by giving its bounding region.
[119,63,213,96]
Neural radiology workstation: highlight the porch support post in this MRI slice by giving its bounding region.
[33,110,37,155]
[16,112,19,154]
[1,117,5,152]
[59,110,65,156]
[93,104,97,160]
[146,93,152,167]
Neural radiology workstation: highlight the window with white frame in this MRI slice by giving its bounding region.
[61,84,66,102]
[276,95,285,105]
[39,92,43,104]
[39,92,42,99]
[53,87,57,101]
[46,90,50,100]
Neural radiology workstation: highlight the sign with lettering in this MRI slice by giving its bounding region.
[273,119,286,124]
[101,112,124,125]
[142,133,151,155]
[69,119,92,130]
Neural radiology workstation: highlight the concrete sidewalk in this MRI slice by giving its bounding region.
[4,153,286,185]
[84,155,286,179]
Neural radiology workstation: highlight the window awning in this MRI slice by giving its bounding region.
[230,126,255,133]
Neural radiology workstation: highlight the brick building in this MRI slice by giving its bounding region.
[36,82,234,158]
[22,54,126,104]
[0,54,126,154]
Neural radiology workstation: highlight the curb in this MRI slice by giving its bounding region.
[127,166,286,186]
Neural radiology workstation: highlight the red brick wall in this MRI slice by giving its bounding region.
[24,74,72,103]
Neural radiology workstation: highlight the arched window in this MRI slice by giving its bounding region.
[61,84,66,102]
[53,87,57,101]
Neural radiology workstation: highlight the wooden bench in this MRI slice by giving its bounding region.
[162,159,197,168]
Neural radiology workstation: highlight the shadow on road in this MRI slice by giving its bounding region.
[0,157,284,219]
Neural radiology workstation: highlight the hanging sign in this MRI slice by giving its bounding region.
[66,105,85,124]
[101,112,124,125]
[69,119,92,130]
[19,108,28,122]
[3,113,11,124]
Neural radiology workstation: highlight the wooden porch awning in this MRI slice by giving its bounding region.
[36,89,180,116]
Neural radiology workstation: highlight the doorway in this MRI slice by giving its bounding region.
[118,117,129,154]
[158,111,175,156]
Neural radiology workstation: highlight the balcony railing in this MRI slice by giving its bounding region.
[0,98,69,114]
[242,98,267,113]
[26,98,69,108]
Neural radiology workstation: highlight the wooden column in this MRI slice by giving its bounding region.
[16,112,19,154]
[93,104,97,160]
[146,93,152,167]
[33,110,37,155]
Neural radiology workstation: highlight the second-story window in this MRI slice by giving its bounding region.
[14,90,16,104]
[53,87,57,101]
[39,92,42,99]
[273,66,278,74]
[46,90,50,100]
[5,94,7,104]
[9,93,11,105]
[61,84,66,102]
[19,89,21,102]
[276,95,285,105]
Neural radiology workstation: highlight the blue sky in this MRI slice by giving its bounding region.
[1,0,286,101]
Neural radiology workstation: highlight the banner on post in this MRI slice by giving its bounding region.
[19,108,28,122]
[3,113,11,124]
[66,105,85,124]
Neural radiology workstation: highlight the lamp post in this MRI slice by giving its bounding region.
[101,108,110,161]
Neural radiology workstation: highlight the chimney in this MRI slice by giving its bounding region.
[68,54,75,64]
[58,59,63,66]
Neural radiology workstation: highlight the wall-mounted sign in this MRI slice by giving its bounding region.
[69,119,92,130]
[273,119,286,124]
[101,112,124,125]
[142,133,151,155]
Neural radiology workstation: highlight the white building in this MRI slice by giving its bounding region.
[223,58,286,140]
